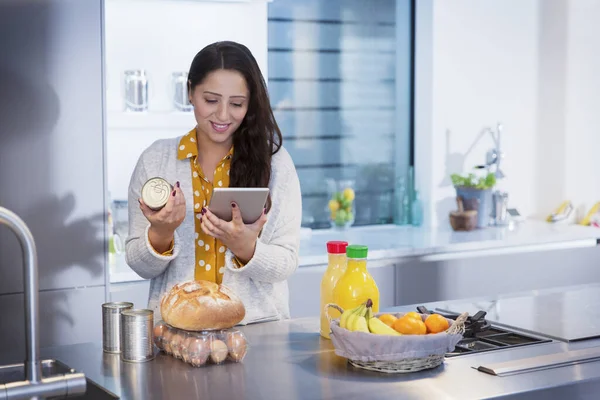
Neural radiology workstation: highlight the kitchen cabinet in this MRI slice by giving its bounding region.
[110,281,150,309]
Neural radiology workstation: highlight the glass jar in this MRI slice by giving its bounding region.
[326,178,355,229]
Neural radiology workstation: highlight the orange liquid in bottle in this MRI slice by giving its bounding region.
[320,241,348,339]
[332,245,379,315]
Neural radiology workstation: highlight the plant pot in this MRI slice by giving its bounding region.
[454,187,492,228]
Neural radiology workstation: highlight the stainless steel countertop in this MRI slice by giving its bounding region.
[8,284,600,399]
[439,283,600,342]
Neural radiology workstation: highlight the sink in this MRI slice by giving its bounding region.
[0,207,119,399]
[0,359,119,399]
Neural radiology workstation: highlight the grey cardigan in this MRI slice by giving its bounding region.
[125,136,302,324]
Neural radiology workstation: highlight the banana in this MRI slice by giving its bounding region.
[579,201,600,226]
[347,303,369,331]
[546,200,572,222]
[346,306,365,331]
[368,316,402,336]
[340,304,364,330]
[347,299,373,332]
[353,315,370,333]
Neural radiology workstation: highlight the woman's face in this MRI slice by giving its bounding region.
[189,69,249,146]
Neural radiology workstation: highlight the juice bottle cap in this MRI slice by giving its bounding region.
[346,244,368,259]
[326,241,349,254]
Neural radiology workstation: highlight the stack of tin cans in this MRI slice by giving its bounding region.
[102,302,155,363]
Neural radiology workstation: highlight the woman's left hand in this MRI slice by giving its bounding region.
[200,203,268,264]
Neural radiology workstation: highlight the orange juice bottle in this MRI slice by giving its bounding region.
[320,241,349,339]
[332,244,380,315]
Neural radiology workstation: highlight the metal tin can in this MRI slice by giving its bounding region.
[120,309,155,363]
[141,177,173,211]
[102,302,133,353]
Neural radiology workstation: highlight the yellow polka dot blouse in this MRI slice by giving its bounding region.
[177,129,232,284]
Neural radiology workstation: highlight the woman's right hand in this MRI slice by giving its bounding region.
[139,181,186,253]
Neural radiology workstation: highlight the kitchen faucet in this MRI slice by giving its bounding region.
[0,206,86,399]
[483,122,505,179]
[0,206,41,383]
[462,121,506,180]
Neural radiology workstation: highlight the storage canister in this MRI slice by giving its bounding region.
[102,302,133,353]
[120,309,155,363]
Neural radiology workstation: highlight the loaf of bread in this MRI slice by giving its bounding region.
[160,280,246,331]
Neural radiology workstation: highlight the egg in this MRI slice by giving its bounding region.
[210,339,229,364]
[153,323,167,350]
[226,332,248,362]
[170,332,186,359]
[162,328,174,355]
[187,337,210,367]
[181,335,195,363]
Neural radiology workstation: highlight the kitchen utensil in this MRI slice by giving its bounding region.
[476,347,600,376]
[120,309,154,363]
[123,70,149,112]
[449,196,478,231]
[102,302,133,353]
[171,72,193,112]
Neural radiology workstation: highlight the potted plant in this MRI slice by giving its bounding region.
[450,172,497,228]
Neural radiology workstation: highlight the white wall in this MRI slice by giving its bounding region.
[106,0,600,226]
[563,0,600,218]
[415,0,540,227]
[416,0,600,228]
[105,0,269,201]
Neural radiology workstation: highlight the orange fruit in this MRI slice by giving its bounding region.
[392,315,427,335]
[424,314,450,334]
[377,314,398,327]
[403,311,423,322]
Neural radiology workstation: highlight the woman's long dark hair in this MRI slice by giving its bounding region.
[188,41,282,212]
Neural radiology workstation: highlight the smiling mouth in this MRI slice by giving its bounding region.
[211,122,231,133]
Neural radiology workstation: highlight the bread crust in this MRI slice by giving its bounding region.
[160,280,246,330]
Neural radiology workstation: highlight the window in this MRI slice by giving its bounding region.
[267,0,414,229]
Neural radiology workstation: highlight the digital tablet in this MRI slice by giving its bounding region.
[208,188,270,224]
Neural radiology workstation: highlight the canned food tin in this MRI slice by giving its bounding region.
[120,309,155,363]
[102,302,133,353]
[141,177,173,211]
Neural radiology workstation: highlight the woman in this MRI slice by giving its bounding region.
[125,41,302,324]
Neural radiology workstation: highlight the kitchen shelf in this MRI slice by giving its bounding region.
[107,110,196,130]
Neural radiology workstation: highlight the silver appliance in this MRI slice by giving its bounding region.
[491,191,509,225]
